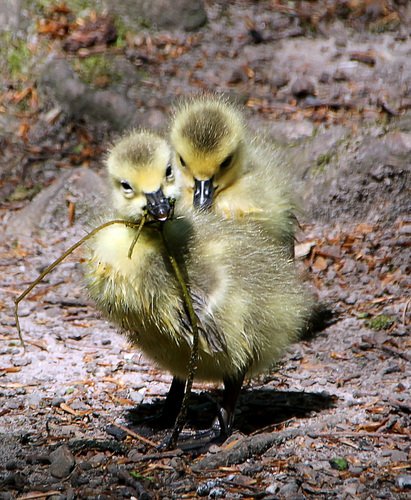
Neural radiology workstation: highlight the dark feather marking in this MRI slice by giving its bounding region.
[181,109,230,152]
[177,290,227,354]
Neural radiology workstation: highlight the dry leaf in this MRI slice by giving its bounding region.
[59,402,91,416]
[295,240,316,259]
[312,255,328,271]
[357,420,386,432]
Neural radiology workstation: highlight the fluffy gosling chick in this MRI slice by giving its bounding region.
[85,130,311,435]
[169,94,297,253]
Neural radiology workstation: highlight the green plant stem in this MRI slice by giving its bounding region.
[128,213,146,259]
[160,223,199,449]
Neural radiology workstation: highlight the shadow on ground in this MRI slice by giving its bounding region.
[126,388,337,436]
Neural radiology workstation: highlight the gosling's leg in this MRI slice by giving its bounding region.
[162,376,185,425]
[212,372,246,438]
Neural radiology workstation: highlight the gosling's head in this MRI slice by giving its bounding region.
[106,130,179,221]
[170,95,246,210]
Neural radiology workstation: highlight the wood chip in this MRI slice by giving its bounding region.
[18,492,61,500]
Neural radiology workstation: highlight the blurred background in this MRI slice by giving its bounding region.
[1,0,410,225]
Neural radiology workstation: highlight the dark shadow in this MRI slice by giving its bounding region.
[125,388,337,436]
[299,301,338,341]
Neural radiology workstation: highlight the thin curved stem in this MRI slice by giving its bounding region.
[160,224,199,448]
[14,219,143,348]
[128,213,146,259]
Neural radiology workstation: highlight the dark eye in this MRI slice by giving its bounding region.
[179,155,186,168]
[220,154,233,170]
[120,180,133,193]
[166,164,173,179]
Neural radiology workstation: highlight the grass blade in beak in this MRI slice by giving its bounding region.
[128,212,147,259]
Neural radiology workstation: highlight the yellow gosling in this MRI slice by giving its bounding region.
[169,94,298,254]
[84,129,312,435]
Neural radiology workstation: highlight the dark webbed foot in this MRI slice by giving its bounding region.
[158,372,246,449]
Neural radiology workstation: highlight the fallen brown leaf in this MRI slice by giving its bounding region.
[312,255,328,271]
[295,240,316,259]
[59,402,92,416]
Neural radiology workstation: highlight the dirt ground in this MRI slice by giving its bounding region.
[0,1,410,499]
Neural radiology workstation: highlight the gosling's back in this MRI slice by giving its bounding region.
[85,209,310,382]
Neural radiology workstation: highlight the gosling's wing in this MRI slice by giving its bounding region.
[163,216,228,354]
[177,288,227,355]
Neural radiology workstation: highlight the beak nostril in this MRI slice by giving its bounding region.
[145,188,172,221]
[193,178,215,210]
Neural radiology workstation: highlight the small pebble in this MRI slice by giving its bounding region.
[105,424,127,441]
[51,397,65,407]
[196,479,221,497]
[396,475,411,489]
[49,445,75,478]
[209,487,226,498]
[291,76,316,98]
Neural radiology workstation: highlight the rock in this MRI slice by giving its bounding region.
[271,73,289,89]
[266,481,279,494]
[196,479,222,497]
[349,466,364,476]
[105,424,127,440]
[102,0,207,32]
[265,120,315,143]
[1,472,27,490]
[319,72,331,83]
[297,124,410,225]
[27,392,43,407]
[342,478,360,496]
[49,445,75,478]
[227,68,246,85]
[70,468,89,487]
[383,131,411,155]
[12,356,31,367]
[88,453,108,468]
[333,69,349,81]
[39,59,136,130]
[5,460,21,470]
[26,454,51,465]
[396,475,411,489]
[291,77,316,98]
[209,487,226,498]
[387,450,409,462]
[278,480,300,497]
[5,167,108,239]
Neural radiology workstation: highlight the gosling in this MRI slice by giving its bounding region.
[169,93,297,254]
[84,130,311,437]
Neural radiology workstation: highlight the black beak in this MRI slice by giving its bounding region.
[145,188,172,222]
[193,178,214,211]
